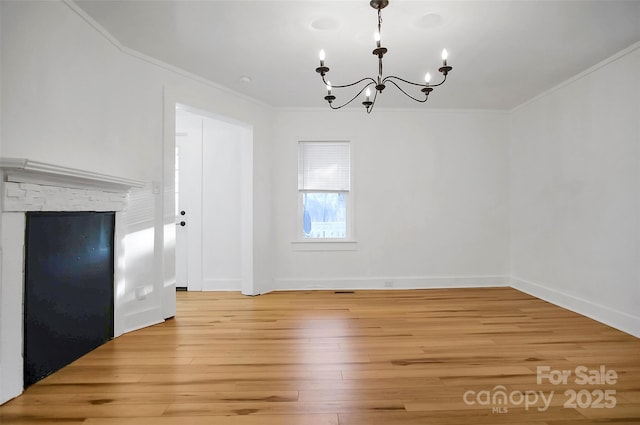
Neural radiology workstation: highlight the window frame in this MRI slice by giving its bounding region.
[295,141,356,249]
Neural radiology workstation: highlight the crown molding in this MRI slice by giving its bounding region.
[63,0,273,111]
[512,40,640,113]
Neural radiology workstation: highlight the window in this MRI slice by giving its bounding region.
[298,141,351,240]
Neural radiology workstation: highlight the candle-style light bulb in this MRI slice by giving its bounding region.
[441,48,448,66]
[319,49,326,66]
[365,87,371,101]
[424,72,431,85]
[326,81,332,95]
[374,31,381,48]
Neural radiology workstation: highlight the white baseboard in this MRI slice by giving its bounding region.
[271,275,510,291]
[123,306,164,334]
[510,276,640,338]
[202,278,242,291]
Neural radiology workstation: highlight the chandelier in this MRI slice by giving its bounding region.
[315,0,453,113]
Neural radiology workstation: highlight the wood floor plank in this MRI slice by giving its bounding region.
[83,414,339,425]
[6,390,300,406]
[162,399,407,416]
[1,288,638,424]
[0,403,168,419]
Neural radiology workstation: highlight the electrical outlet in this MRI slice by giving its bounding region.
[384,280,394,288]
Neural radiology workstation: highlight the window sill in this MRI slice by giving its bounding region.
[291,240,357,251]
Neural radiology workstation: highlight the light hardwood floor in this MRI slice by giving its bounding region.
[1,288,639,424]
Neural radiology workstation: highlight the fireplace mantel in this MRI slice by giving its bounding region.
[0,157,145,192]
[0,158,148,403]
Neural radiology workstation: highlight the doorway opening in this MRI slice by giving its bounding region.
[173,104,254,293]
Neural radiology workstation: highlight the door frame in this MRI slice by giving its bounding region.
[162,86,255,297]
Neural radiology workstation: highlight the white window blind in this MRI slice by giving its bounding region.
[298,142,350,191]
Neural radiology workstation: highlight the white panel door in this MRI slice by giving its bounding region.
[175,113,203,291]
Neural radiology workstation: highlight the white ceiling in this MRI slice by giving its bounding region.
[74,0,640,110]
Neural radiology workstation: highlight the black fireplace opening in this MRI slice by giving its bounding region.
[24,211,115,387]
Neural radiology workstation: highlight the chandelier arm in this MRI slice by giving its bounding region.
[383,73,448,88]
[385,80,429,103]
[382,75,424,87]
[426,73,448,88]
[328,82,376,110]
[322,74,377,89]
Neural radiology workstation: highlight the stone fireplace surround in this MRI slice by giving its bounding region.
[0,158,145,403]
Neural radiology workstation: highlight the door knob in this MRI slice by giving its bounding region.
[177,221,186,227]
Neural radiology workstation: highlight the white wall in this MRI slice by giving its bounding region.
[509,45,640,337]
[0,0,273,403]
[272,108,510,289]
